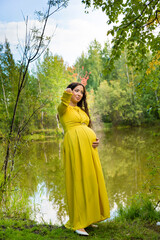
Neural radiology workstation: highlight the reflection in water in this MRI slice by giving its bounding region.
[1,126,160,224]
[99,126,160,209]
[30,183,68,225]
[108,128,159,207]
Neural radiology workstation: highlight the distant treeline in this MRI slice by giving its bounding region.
[0,39,160,136]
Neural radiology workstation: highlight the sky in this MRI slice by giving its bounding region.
[0,0,111,66]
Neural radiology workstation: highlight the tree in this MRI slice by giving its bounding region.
[0,40,19,129]
[73,37,159,125]
[82,0,160,67]
[1,0,68,188]
[137,54,160,120]
[36,49,70,128]
[87,39,103,89]
[101,41,111,81]
[75,39,103,90]
[94,80,143,126]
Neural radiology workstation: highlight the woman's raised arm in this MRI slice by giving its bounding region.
[57,88,73,116]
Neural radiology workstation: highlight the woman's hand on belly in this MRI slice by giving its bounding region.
[92,138,99,148]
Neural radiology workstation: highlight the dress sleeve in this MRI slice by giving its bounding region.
[57,91,73,116]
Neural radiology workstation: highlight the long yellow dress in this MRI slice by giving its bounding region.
[58,91,110,230]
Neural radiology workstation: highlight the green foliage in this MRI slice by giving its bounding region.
[117,194,160,221]
[136,63,160,121]
[94,80,143,126]
[0,40,19,134]
[36,49,70,128]
[82,0,160,67]
[77,42,160,126]
[0,42,71,134]
[1,36,159,130]
[75,39,104,90]
[0,40,41,135]
[0,187,32,220]
[87,39,103,89]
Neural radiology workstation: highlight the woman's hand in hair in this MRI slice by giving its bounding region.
[92,138,99,148]
[65,88,73,93]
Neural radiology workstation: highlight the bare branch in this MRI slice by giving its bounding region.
[21,10,26,22]
[20,103,47,134]
[30,28,56,62]
[48,2,67,18]
[29,3,52,62]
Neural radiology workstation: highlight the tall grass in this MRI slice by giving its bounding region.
[0,185,32,220]
[117,194,160,221]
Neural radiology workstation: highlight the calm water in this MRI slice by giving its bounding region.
[1,126,160,224]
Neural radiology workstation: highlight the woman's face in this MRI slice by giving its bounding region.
[71,85,84,104]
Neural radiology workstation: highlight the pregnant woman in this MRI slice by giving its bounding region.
[57,82,110,236]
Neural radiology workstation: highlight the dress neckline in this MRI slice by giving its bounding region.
[69,105,79,109]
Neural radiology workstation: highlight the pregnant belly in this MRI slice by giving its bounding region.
[64,124,97,144]
[75,125,97,144]
[84,125,97,141]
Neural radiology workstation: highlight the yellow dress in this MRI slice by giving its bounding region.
[58,91,110,230]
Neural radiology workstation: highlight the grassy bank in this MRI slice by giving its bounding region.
[0,218,160,240]
[0,194,160,239]
[1,194,160,239]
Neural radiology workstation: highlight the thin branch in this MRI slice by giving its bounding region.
[48,2,66,18]
[19,103,46,134]
[2,58,30,177]
[30,34,53,62]
[29,3,51,62]
[30,2,65,62]
[16,25,25,60]
[6,103,46,182]
[143,10,160,27]
[121,0,155,30]
[18,16,29,90]
[21,10,26,22]
[154,200,160,210]
[31,25,57,61]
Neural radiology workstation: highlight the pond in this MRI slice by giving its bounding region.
[1,125,160,225]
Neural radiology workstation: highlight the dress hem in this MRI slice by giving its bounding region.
[64,215,110,231]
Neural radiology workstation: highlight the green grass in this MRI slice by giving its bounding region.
[0,185,159,239]
[0,195,160,239]
[0,218,159,240]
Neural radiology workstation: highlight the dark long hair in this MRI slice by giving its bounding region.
[67,82,92,128]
